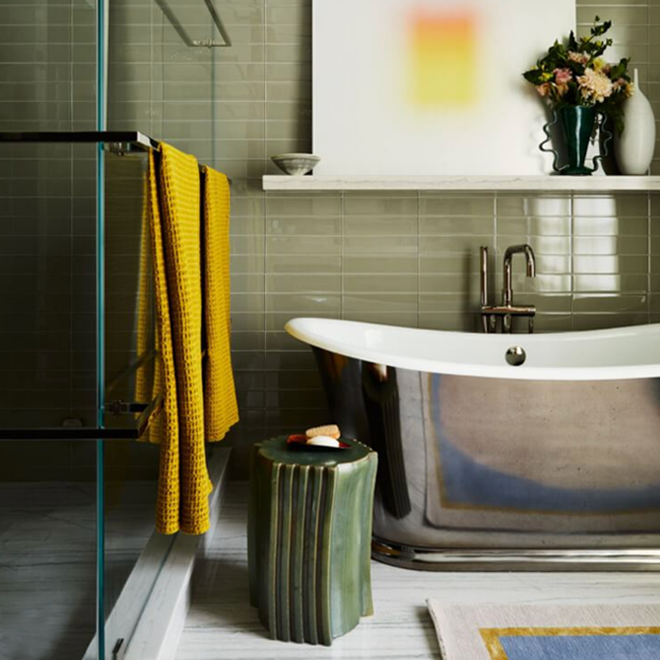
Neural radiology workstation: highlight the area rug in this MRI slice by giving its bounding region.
[427,601,660,660]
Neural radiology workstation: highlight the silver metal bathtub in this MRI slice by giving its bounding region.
[287,318,660,571]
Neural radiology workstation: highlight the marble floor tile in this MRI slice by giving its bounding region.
[175,484,660,660]
[0,481,158,660]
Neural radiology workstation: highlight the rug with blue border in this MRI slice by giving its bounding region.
[427,602,660,660]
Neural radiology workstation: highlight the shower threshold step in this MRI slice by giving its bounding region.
[82,448,231,660]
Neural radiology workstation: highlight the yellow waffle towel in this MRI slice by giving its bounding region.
[134,178,153,412]
[147,144,212,535]
[202,166,239,441]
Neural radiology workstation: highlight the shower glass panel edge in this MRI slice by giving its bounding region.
[99,2,178,657]
[97,0,108,656]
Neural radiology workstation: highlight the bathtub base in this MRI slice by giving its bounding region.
[372,537,660,572]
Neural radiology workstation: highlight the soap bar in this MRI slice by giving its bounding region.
[306,424,341,440]
[306,435,340,448]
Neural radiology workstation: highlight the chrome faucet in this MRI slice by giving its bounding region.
[480,244,537,334]
[503,244,536,307]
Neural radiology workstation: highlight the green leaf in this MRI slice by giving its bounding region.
[567,61,586,76]
[523,70,544,85]
[591,18,612,37]
[609,58,630,80]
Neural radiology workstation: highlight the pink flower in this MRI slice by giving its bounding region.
[554,68,572,85]
[536,83,552,97]
[568,51,589,66]
[613,78,634,98]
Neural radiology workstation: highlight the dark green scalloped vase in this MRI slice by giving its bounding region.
[560,106,597,176]
[248,436,378,646]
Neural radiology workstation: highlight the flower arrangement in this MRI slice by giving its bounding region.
[522,18,633,134]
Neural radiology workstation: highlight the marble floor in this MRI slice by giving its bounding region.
[175,484,660,660]
[0,480,159,660]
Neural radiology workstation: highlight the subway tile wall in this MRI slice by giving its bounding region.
[106,0,660,475]
[0,1,97,479]
[2,1,658,477]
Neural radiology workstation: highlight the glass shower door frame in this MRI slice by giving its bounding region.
[96,0,108,656]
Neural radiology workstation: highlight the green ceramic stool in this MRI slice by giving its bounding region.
[248,435,378,646]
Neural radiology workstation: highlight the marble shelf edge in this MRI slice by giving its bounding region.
[262,175,660,193]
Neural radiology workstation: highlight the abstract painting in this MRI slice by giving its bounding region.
[313,0,576,175]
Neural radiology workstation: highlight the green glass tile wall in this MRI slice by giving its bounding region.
[0,1,98,479]
[105,0,660,475]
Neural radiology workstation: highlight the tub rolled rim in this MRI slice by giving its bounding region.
[284,317,660,381]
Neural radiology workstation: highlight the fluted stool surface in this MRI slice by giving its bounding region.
[248,435,377,646]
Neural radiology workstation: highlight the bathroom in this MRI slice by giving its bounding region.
[2,0,660,658]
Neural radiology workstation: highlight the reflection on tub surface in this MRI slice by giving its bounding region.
[313,353,660,545]
[426,374,660,526]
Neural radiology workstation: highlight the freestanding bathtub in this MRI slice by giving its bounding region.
[285,317,660,571]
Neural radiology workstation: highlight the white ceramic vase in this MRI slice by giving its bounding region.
[615,69,656,175]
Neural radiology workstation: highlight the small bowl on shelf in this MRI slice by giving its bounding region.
[271,153,321,176]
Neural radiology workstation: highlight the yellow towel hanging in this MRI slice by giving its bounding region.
[202,166,239,441]
[147,144,211,535]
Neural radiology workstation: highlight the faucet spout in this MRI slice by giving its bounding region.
[503,244,536,307]
[523,245,536,277]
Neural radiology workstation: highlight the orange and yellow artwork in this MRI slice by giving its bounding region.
[312,0,577,176]
[409,9,478,106]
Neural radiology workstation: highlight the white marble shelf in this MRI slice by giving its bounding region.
[263,174,660,193]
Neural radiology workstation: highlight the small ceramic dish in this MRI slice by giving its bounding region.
[271,153,321,176]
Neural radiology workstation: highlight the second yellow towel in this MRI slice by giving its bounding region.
[202,166,239,441]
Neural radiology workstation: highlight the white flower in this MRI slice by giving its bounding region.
[577,68,614,104]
